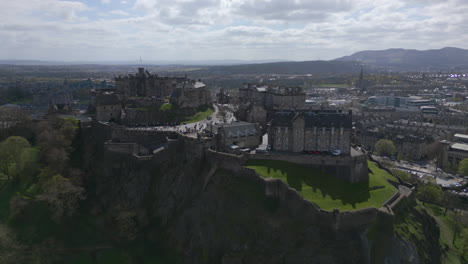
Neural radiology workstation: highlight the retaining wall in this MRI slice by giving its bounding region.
[245,152,369,182]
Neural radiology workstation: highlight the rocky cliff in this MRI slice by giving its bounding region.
[80,123,441,264]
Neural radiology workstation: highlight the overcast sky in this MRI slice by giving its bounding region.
[2,0,468,62]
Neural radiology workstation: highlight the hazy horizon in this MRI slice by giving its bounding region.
[3,0,468,62]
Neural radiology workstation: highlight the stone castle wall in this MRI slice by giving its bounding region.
[204,149,391,232]
[244,152,369,183]
[104,141,150,156]
[93,122,408,234]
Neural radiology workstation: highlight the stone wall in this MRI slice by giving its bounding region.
[96,104,122,122]
[205,150,389,233]
[244,151,369,182]
[104,141,149,156]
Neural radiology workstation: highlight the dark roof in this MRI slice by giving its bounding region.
[207,121,259,137]
[271,111,352,128]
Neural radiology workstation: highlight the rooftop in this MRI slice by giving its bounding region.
[450,143,468,152]
[454,134,468,140]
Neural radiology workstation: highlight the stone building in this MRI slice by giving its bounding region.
[216,88,231,104]
[115,68,185,98]
[95,90,123,122]
[236,83,307,128]
[239,83,306,110]
[206,121,261,150]
[170,80,211,108]
[268,110,352,154]
[360,124,450,160]
[438,134,468,169]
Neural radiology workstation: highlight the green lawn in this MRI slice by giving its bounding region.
[368,161,399,182]
[182,107,214,123]
[159,103,173,111]
[245,160,397,211]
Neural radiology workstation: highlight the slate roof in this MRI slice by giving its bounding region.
[210,121,259,138]
[450,143,468,152]
[270,111,352,128]
[176,81,206,89]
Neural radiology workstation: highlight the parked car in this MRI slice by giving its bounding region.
[332,149,341,156]
[255,148,268,154]
[321,151,330,155]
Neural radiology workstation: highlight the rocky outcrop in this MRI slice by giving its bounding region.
[81,123,424,264]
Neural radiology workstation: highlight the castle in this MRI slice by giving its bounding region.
[115,67,185,98]
[92,68,211,123]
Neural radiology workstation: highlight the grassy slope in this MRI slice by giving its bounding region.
[423,203,466,264]
[245,159,397,211]
[368,162,399,182]
[182,107,213,123]
[394,200,467,264]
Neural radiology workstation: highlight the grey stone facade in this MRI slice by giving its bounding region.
[239,83,306,110]
[95,90,122,122]
[268,110,352,154]
[115,68,185,98]
[206,121,261,150]
[170,80,211,108]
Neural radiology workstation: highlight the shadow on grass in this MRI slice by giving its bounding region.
[247,160,371,208]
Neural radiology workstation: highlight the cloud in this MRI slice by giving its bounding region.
[101,0,112,4]
[3,0,468,61]
[109,10,130,16]
[233,0,354,22]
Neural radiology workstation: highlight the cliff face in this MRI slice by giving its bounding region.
[82,125,437,264]
[393,200,443,264]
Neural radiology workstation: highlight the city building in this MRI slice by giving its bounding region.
[268,110,352,154]
[239,83,306,110]
[439,141,468,169]
[170,80,211,108]
[206,121,261,150]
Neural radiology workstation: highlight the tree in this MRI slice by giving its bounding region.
[417,178,443,204]
[441,191,461,216]
[35,118,78,172]
[391,169,413,183]
[0,136,32,181]
[112,203,138,242]
[38,174,85,222]
[458,158,468,176]
[0,223,25,264]
[374,139,396,156]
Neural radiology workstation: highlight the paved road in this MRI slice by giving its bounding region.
[374,156,466,187]
[127,104,237,137]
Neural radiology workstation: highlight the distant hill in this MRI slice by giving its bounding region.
[335,47,468,70]
[0,59,288,66]
[193,60,363,75]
